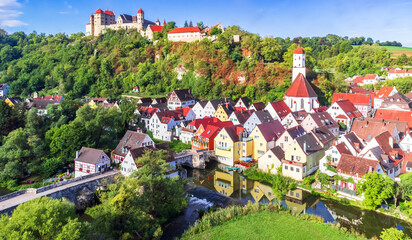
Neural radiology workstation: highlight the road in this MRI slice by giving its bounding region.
[0,170,118,212]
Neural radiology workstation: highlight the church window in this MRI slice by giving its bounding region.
[301,99,304,108]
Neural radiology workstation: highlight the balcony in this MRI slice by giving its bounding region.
[242,137,252,142]
[216,145,231,151]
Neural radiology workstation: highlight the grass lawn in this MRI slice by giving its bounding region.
[383,46,412,57]
[184,211,362,240]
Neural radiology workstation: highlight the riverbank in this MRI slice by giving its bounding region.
[181,204,365,240]
[297,184,412,225]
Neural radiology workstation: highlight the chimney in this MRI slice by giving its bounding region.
[137,128,141,133]
[303,141,307,153]
[366,121,368,127]
[368,166,373,173]
[239,132,243,140]
[76,151,80,159]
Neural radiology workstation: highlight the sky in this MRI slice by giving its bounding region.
[1,0,412,46]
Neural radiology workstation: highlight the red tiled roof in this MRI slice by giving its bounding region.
[285,73,317,98]
[35,95,63,102]
[353,76,365,84]
[351,119,401,142]
[200,125,220,139]
[335,142,352,155]
[375,86,394,99]
[150,25,163,32]
[332,93,373,106]
[104,10,114,16]
[189,117,220,129]
[405,92,412,100]
[268,101,291,120]
[337,154,379,177]
[365,74,377,79]
[223,125,245,142]
[389,69,409,74]
[335,100,363,119]
[95,8,102,14]
[250,102,266,111]
[168,27,201,34]
[374,109,412,129]
[293,44,305,54]
[335,114,347,119]
[256,120,285,142]
[137,8,143,14]
[163,20,167,25]
[312,106,328,112]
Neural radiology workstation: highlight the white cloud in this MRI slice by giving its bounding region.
[1,19,27,27]
[0,0,21,8]
[0,0,27,27]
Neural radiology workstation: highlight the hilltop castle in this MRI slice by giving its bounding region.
[86,8,165,38]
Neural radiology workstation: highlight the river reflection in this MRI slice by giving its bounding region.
[186,161,412,238]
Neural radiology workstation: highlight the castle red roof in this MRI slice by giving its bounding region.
[168,27,201,34]
[293,44,305,54]
[150,25,163,32]
[163,20,167,25]
[103,10,114,16]
[95,8,103,14]
[285,73,317,98]
[137,8,143,14]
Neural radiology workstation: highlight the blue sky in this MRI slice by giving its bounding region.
[1,0,412,46]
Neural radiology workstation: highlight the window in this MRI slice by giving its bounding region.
[285,136,288,142]
[296,193,300,198]
[291,155,294,161]
[296,168,300,173]
[290,166,294,171]
[285,165,288,170]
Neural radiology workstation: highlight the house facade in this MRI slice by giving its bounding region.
[258,146,285,174]
[214,125,245,166]
[112,131,154,163]
[0,83,9,97]
[167,89,195,110]
[75,147,111,178]
[243,111,273,133]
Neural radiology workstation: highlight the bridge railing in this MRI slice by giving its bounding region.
[0,189,28,203]
[0,171,116,202]
[36,172,104,194]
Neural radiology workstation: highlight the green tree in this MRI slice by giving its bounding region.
[380,228,411,240]
[357,172,394,209]
[0,197,89,240]
[260,38,282,62]
[209,26,222,35]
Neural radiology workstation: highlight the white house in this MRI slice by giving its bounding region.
[191,101,208,119]
[120,143,177,177]
[264,101,292,121]
[75,147,111,178]
[167,26,205,42]
[258,146,285,174]
[327,100,363,127]
[235,97,250,109]
[243,111,273,133]
[167,89,195,110]
[374,86,397,109]
[400,133,412,153]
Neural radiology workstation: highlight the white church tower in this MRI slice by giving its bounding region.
[292,44,306,82]
[284,45,319,112]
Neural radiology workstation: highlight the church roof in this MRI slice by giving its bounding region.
[285,73,317,98]
[293,44,305,54]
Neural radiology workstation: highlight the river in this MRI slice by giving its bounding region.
[162,161,412,239]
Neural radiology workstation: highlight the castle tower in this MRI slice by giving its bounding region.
[156,19,160,26]
[94,8,103,35]
[292,44,306,82]
[90,14,95,36]
[163,20,167,26]
[137,8,144,31]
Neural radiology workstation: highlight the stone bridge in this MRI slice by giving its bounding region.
[0,170,119,215]
[174,149,211,169]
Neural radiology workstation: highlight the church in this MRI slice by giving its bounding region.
[284,45,319,112]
